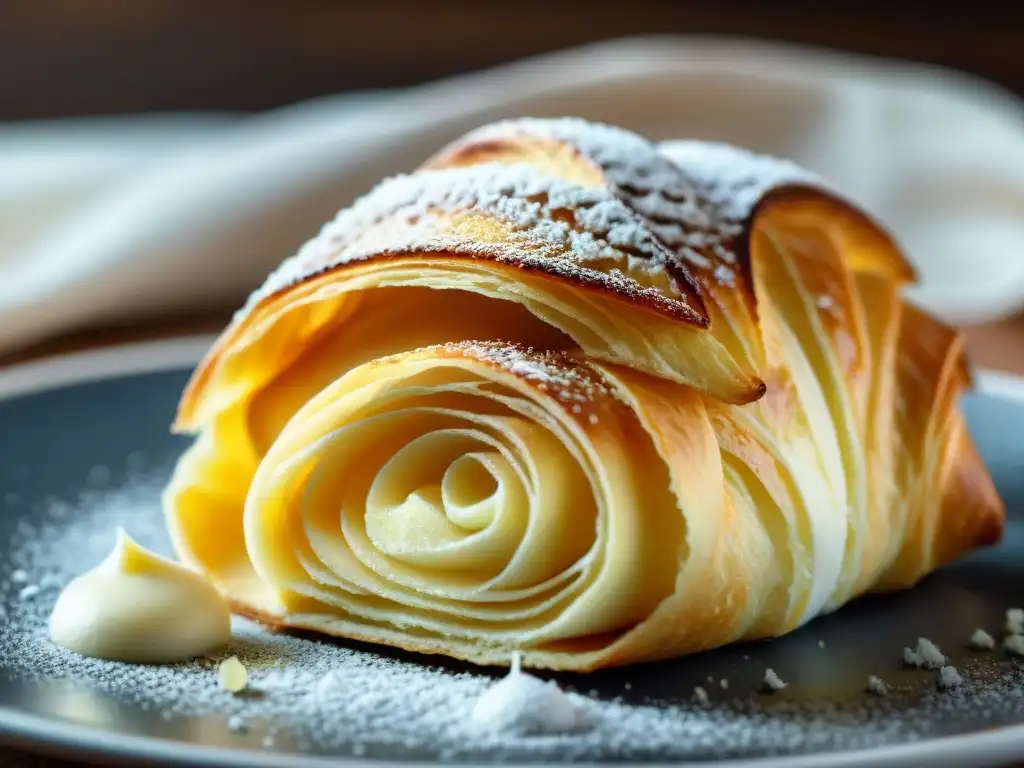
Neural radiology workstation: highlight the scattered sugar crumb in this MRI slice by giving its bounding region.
[741,654,751,661]
[3,439,1024,762]
[10,569,27,583]
[865,676,889,696]
[692,686,709,706]
[818,640,825,649]
[937,666,963,690]
[1005,608,1024,636]
[903,638,945,669]
[623,682,632,691]
[219,656,248,693]
[587,414,599,425]
[227,714,248,733]
[1005,634,1024,658]
[815,295,835,310]
[17,584,40,600]
[719,678,729,690]
[762,669,788,693]
[969,629,996,651]
[470,652,581,735]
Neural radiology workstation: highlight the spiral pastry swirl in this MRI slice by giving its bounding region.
[165,118,1002,670]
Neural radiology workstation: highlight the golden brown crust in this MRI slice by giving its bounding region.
[179,120,914,432]
[166,118,1004,672]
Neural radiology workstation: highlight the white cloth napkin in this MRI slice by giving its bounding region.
[2,36,1023,355]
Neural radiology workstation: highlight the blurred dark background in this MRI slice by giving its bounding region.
[2,0,1024,120]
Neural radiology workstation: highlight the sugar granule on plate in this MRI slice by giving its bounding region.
[865,676,889,697]
[470,652,582,735]
[692,686,709,706]
[219,656,248,693]
[5,469,1024,762]
[937,666,963,690]
[762,669,788,693]
[17,584,40,600]
[1005,608,1024,636]
[1005,634,1024,658]
[969,629,996,651]
[719,678,729,690]
[227,714,248,733]
[903,638,945,669]
[10,569,27,583]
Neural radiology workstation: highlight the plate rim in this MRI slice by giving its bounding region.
[0,334,1022,768]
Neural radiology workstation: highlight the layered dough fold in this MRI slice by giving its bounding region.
[165,118,1003,670]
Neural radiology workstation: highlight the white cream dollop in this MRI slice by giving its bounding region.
[471,653,582,735]
[49,528,231,663]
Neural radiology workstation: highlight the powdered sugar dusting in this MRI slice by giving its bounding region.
[441,118,755,290]
[243,160,704,327]
[445,341,614,410]
[659,139,821,223]
[2,465,1024,762]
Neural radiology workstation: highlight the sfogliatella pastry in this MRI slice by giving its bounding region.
[164,118,1003,671]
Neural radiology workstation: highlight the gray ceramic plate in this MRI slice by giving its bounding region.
[0,337,1022,768]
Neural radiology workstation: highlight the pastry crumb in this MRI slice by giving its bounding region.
[692,686,709,706]
[968,628,996,651]
[865,675,889,696]
[1005,634,1024,658]
[937,665,962,689]
[762,669,787,692]
[227,714,247,733]
[1006,608,1024,636]
[719,678,729,690]
[219,656,248,693]
[903,637,945,669]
